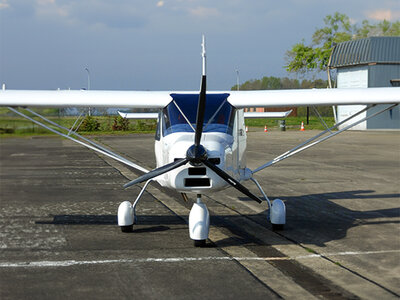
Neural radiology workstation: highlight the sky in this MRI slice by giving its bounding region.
[0,0,399,91]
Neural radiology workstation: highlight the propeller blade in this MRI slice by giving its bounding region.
[203,160,262,203]
[194,75,207,146]
[194,35,207,146]
[124,158,188,189]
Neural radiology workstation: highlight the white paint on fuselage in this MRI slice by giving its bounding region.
[153,108,248,195]
[155,132,234,194]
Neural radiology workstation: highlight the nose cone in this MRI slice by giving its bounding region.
[160,132,233,193]
[186,144,208,166]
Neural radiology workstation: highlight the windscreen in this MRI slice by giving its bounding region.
[162,93,235,136]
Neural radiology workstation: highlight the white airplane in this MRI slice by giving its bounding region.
[1,36,399,247]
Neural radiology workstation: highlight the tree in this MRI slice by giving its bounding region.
[231,77,332,116]
[285,12,400,75]
[356,19,400,38]
[231,76,327,91]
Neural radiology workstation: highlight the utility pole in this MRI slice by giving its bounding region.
[85,67,91,116]
[235,69,240,91]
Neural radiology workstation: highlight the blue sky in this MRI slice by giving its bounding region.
[0,0,399,91]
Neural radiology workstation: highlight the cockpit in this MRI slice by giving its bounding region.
[162,93,235,137]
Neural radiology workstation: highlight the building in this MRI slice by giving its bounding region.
[328,36,400,130]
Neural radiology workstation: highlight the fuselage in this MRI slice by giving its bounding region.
[153,93,249,194]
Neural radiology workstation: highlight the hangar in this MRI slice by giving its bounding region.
[329,36,400,130]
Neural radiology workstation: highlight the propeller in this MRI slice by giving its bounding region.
[195,75,206,147]
[123,158,188,189]
[203,160,262,203]
[124,37,262,204]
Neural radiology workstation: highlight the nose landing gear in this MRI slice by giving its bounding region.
[189,194,210,247]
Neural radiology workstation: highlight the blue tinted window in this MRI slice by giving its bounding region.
[162,94,235,136]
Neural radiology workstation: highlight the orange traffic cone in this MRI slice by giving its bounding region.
[300,122,305,131]
[245,126,248,132]
[264,125,268,133]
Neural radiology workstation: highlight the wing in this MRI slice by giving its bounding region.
[0,90,170,175]
[1,87,399,182]
[227,87,400,108]
[1,88,399,108]
[0,90,173,108]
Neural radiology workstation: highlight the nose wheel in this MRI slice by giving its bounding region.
[189,194,210,247]
[194,239,207,247]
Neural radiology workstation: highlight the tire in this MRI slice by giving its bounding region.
[120,225,133,233]
[272,223,284,231]
[194,239,206,247]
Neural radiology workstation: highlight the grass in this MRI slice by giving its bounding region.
[245,116,335,131]
[0,115,157,137]
[304,247,318,254]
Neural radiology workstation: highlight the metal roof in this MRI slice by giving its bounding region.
[329,36,400,68]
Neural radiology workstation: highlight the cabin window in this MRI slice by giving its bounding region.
[155,111,161,141]
[162,93,235,136]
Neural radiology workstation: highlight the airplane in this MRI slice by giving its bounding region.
[1,36,399,247]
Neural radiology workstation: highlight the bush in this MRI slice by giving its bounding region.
[78,116,100,132]
[112,116,130,131]
[134,120,157,131]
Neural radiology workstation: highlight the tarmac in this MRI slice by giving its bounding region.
[0,130,399,299]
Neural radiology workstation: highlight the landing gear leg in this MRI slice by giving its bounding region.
[117,179,152,233]
[189,194,210,247]
[250,177,286,230]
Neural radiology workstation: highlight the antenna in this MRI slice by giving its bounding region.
[201,35,206,76]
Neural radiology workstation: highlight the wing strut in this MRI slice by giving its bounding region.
[253,104,398,174]
[7,107,149,174]
[311,106,332,133]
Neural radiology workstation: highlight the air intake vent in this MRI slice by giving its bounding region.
[185,178,210,187]
[188,167,206,175]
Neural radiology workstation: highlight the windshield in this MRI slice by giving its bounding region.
[162,93,235,137]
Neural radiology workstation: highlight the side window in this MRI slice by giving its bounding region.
[155,111,161,141]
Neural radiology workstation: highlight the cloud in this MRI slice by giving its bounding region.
[36,0,55,4]
[35,1,70,19]
[366,9,400,21]
[26,0,148,29]
[0,0,10,10]
[72,4,146,29]
[188,6,219,18]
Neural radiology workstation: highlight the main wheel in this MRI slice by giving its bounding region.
[270,199,286,231]
[194,239,206,247]
[272,223,284,231]
[120,225,133,233]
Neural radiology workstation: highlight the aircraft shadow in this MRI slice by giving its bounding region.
[35,190,399,247]
[35,215,185,234]
[36,214,186,226]
[237,189,400,247]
